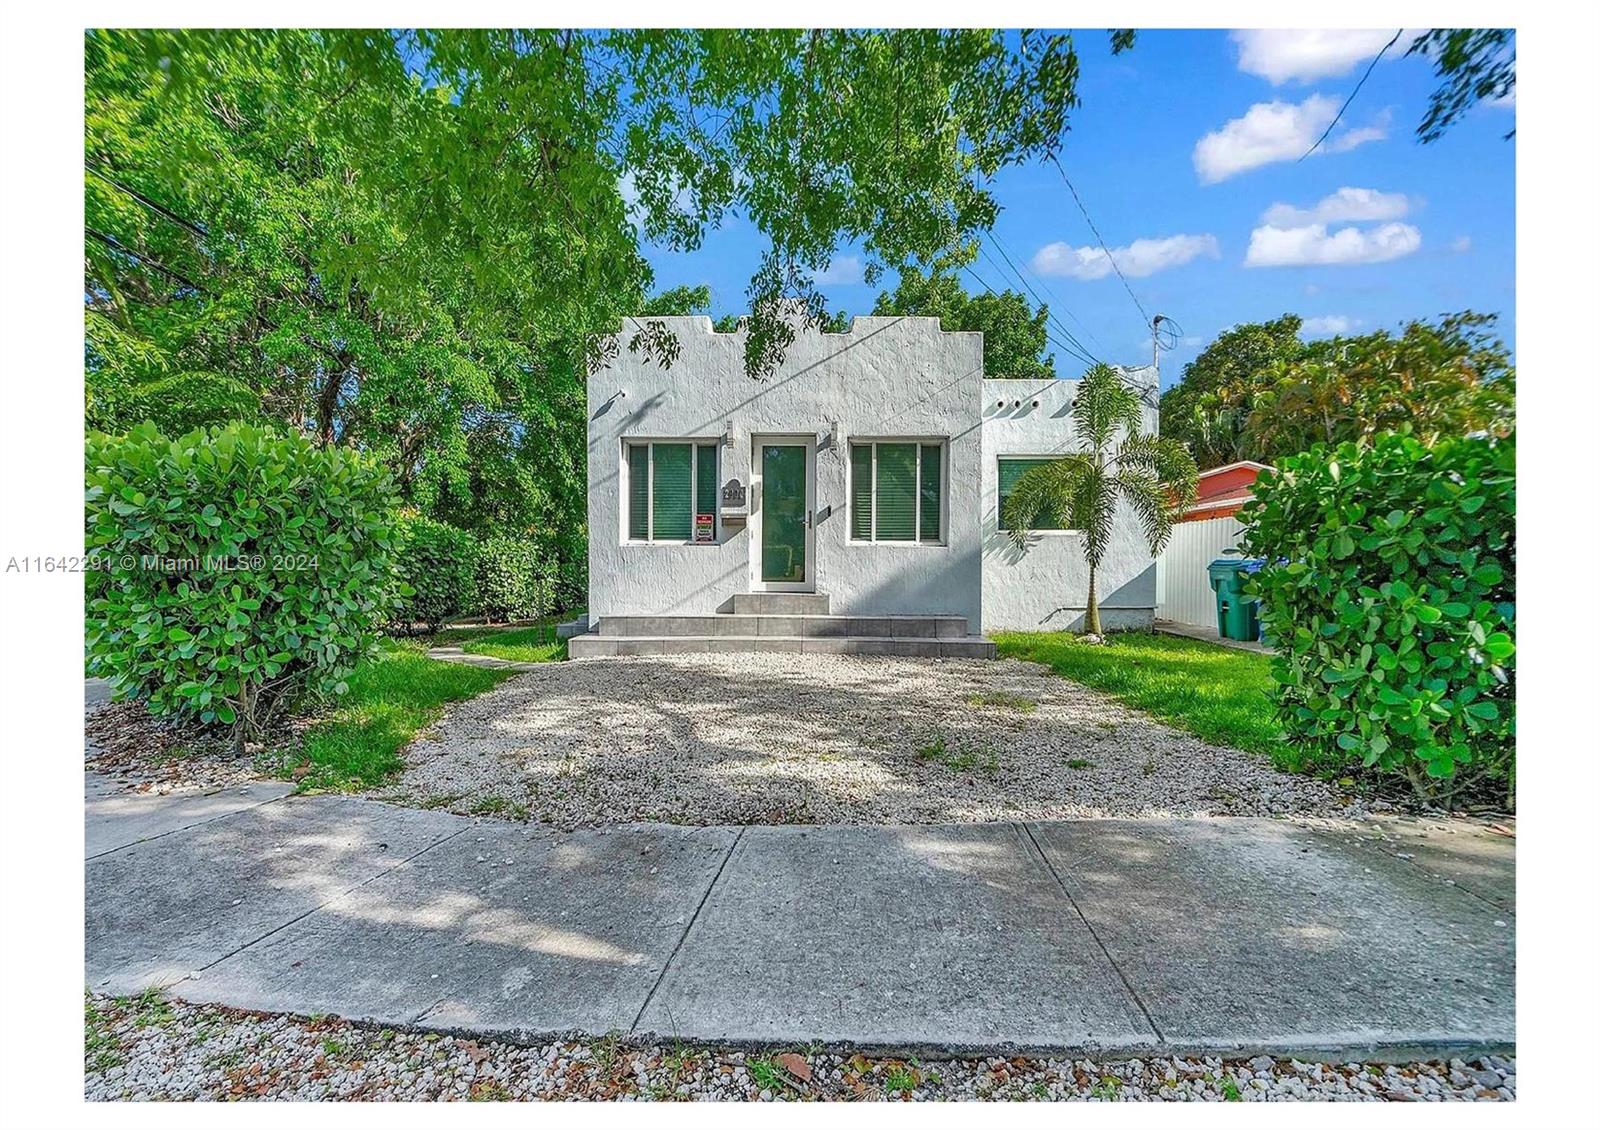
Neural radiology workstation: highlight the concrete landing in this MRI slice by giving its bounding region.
[1154,618,1271,654]
[424,646,542,671]
[572,599,997,659]
[85,789,1514,1058]
[567,634,997,659]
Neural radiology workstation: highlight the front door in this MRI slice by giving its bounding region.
[753,437,816,591]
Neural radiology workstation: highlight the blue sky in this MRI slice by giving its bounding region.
[636,29,1516,390]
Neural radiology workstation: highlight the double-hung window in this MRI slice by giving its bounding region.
[849,440,945,544]
[997,456,1070,531]
[626,441,718,542]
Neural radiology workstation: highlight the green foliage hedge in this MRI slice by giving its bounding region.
[392,515,479,633]
[85,423,403,748]
[476,535,556,623]
[1242,432,1515,804]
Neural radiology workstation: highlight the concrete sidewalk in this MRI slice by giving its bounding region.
[85,777,1514,1059]
[1154,618,1272,654]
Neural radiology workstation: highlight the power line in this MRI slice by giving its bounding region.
[975,242,1102,367]
[963,262,1099,371]
[981,234,1108,364]
[959,262,1098,371]
[1045,152,1152,331]
[1300,30,1403,161]
[992,229,1109,356]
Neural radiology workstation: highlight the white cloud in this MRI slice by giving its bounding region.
[1244,222,1422,267]
[1031,233,1220,280]
[1193,95,1388,183]
[1302,315,1360,336]
[1451,235,1473,254]
[813,255,864,286]
[1232,29,1412,85]
[1261,187,1412,227]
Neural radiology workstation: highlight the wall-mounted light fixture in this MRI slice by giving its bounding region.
[722,418,734,447]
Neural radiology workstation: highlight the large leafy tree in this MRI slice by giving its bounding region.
[872,268,1056,378]
[86,29,1119,570]
[1160,312,1514,466]
[1005,365,1198,636]
[1246,313,1515,455]
[1157,316,1304,467]
[1408,29,1515,142]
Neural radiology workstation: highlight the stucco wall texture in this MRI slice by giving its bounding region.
[587,316,1158,633]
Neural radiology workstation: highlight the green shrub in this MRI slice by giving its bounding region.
[1242,432,1515,805]
[85,422,404,751]
[553,528,588,611]
[392,515,479,633]
[476,535,556,622]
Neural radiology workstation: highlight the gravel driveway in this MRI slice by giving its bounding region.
[378,654,1347,828]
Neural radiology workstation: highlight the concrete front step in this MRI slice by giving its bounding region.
[727,592,831,615]
[599,614,971,639]
[568,634,997,659]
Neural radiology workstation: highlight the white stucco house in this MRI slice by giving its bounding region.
[568,315,1159,658]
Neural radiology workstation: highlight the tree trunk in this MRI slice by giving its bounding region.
[315,359,350,447]
[232,682,253,758]
[1084,564,1102,636]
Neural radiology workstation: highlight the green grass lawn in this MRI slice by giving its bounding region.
[992,630,1304,772]
[280,617,577,791]
[430,618,572,663]
[283,640,517,791]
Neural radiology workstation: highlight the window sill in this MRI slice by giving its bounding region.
[848,540,948,547]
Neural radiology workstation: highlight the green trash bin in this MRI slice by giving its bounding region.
[1207,558,1260,641]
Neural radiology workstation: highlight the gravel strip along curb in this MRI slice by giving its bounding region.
[84,994,1514,1102]
[382,653,1352,828]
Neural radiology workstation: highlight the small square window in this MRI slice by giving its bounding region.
[625,441,719,543]
[998,457,1070,530]
[849,440,945,543]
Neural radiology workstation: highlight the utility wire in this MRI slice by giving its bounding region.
[960,262,1098,371]
[989,229,1110,357]
[1299,30,1403,161]
[964,261,1099,370]
[975,242,1102,367]
[981,235,1107,364]
[1045,152,1152,331]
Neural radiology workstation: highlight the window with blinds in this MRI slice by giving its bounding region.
[997,456,1068,530]
[624,441,719,542]
[848,440,945,544]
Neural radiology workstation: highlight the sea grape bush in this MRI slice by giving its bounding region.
[85,423,404,750]
[1242,432,1515,804]
[391,515,479,633]
[476,535,557,623]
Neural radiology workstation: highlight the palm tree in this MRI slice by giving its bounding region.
[1005,364,1199,637]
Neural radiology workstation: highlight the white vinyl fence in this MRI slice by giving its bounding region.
[1157,515,1247,627]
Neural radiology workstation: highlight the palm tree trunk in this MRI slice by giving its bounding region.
[1085,564,1102,636]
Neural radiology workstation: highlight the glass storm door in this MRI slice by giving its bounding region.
[756,440,815,589]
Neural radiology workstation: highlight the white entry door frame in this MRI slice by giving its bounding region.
[750,434,817,592]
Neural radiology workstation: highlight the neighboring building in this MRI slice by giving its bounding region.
[1180,460,1272,523]
[571,316,1159,657]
